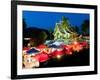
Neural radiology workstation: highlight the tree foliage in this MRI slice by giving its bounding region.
[81,20,89,35]
[23,18,27,30]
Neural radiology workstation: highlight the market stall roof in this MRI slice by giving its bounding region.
[48,45,61,48]
[26,48,40,54]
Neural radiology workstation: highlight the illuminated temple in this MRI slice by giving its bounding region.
[53,16,78,40]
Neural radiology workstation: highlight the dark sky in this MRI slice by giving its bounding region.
[23,11,89,30]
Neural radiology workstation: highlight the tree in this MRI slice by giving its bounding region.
[23,18,27,30]
[23,18,27,47]
[72,26,79,34]
[81,20,89,35]
[48,28,54,39]
[38,31,47,43]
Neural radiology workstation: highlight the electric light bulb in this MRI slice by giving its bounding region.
[56,55,61,59]
[73,41,78,45]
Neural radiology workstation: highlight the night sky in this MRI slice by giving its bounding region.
[23,11,89,30]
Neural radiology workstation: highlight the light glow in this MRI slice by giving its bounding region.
[56,55,61,59]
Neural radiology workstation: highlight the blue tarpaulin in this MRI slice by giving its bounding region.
[27,48,39,54]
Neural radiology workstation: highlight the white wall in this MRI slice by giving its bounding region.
[0,0,99,80]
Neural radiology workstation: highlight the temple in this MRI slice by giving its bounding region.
[53,16,78,40]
